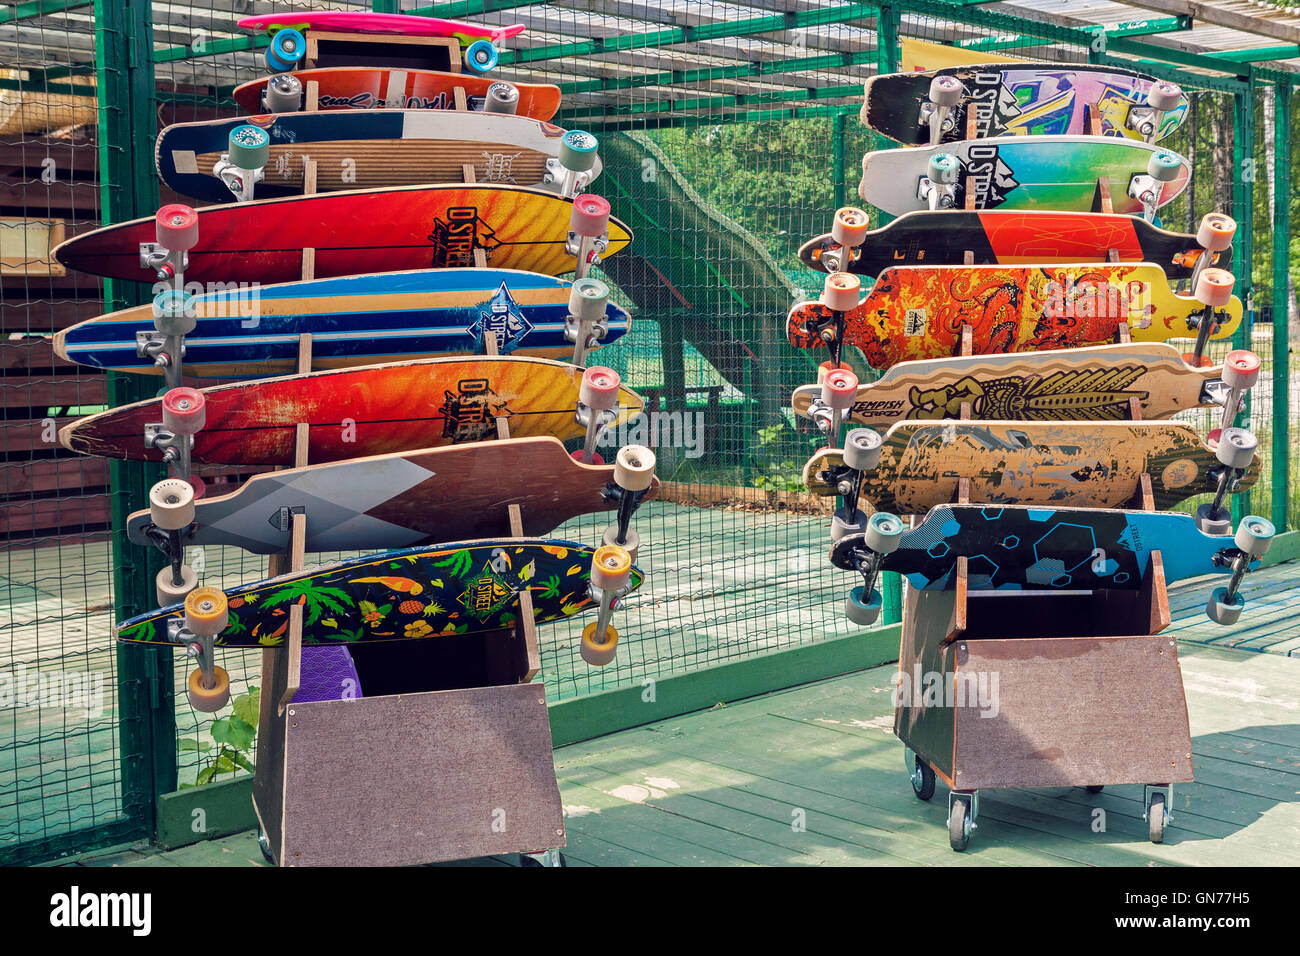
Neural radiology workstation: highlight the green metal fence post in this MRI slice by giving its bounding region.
[832,113,846,211]
[1271,82,1292,532]
[1229,74,1256,523]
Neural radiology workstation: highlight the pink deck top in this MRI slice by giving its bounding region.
[237,11,525,43]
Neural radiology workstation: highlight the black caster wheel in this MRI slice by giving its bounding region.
[257,827,275,865]
[910,754,935,801]
[1148,792,1166,844]
[948,799,971,852]
[520,850,566,867]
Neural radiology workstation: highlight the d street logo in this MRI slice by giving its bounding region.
[438,377,512,443]
[469,282,533,354]
[427,206,500,267]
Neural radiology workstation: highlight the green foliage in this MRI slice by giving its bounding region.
[750,424,806,493]
[179,686,259,788]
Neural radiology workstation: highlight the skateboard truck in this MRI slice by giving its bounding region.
[818,206,870,273]
[545,130,599,198]
[917,152,960,210]
[600,444,656,562]
[166,587,232,713]
[1127,80,1182,143]
[564,277,610,366]
[566,193,611,280]
[580,544,633,666]
[812,367,858,445]
[1127,150,1182,223]
[262,72,304,112]
[836,510,905,625]
[828,427,884,543]
[144,477,200,606]
[1183,267,1235,367]
[136,290,196,389]
[810,272,861,368]
[143,386,206,490]
[1206,514,1275,625]
[1195,425,1257,536]
[212,124,271,202]
[573,366,621,464]
[1207,349,1260,435]
[139,203,198,286]
[1185,212,1236,290]
[917,75,964,145]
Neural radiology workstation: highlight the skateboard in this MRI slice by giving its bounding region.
[55,268,630,377]
[862,64,1188,145]
[787,262,1240,370]
[125,437,660,555]
[156,111,594,202]
[231,68,561,119]
[59,356,645,466]
[792,343,1256,428]
[859,136,1190,217]
[237,11,525,44]
[52,185,631,283]
[796,210,1231,280]
[116,537,639,649]
[801,420,1260,512]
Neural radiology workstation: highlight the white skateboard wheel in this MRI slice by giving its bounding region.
[831,207,870,247]
[149,477,195,530]
[817,360,850,385]
[1197,212,1236,251]
[264,73,303,113]
[865,511,905,554]
[821,272,861,312]
[590,544,631,591]
[846,585,882,626]
[559,130,599,172]
[831,508,866,542]
[843,427,883,472]
[927,152,960,185]
[614,444,655,491]
[1222,350,1260,390]
[1205,586,1243,626]
[1194,503,1231,537]
[569,193,610,237]
[929,74,964,107]
[580,620,618,666]
[155,204,199,251]
[821,368,858,411]
[228,124,270,170]
[568,276,609,321]
[156,564,198,605]
[187,665,231,713]
[484,82,519,114]
[1234,515,1275,558]
[579,366,620,410]
[1215,426,1256,469]
[1195,267,1234,307]
[152,289,196,337]
[1147,151,1182,182]
[184,586,229,637]
[162,387,206,435]
[1147,80,1182,111]
[602,524,639,563]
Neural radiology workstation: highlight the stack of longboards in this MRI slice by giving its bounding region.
[789,60,1275,850]
[51,9,657,865]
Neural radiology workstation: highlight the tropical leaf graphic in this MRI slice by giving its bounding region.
[561,601,584,616]
[538,575,561,599]
[519,560,536,582]
[566,564,583,576]
[432,549,474,578]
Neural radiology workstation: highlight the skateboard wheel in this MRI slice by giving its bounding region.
[843,427,883,472]
[267,28,305,70]
[927,152,960,185]
[579,366,621,410]
[569,193,611,237]
[864,511,905,554]
[1197,212,1236,251]
[816,360,851,384]
[1214,426,1256,468]
[831,508,866,542]
[264,72,303,113]
[602,524,639,563]
[228,124,270,170]
[571,449,605,466]
[590,544,632,591]
[580,620,618,666]
[1222,350,1260,390]
[1234,515,1275,558]
[821,271,860,312]
[484,82,519,114]
[928,74,964,107]
[1194,267,1234,307]
[822,368,858,411]
[1194,503,1231,537]
[1148,151,1182,182]
[155,203,198,251]
[614,444,656,492]
[187,665,231,713]
[162,387,206,435]
[156,564,198,605]
[1181,351,1213,369]
[568,276,609,321]
[149,477,195,530]
[184,586,229,637]
[1147,80,1183,111]
[152,289,196,336]
[559,130,599,173]
[831,206,870,247]
[1205,586,1244,626]
[464,39,498,74]
[846,585,882,626]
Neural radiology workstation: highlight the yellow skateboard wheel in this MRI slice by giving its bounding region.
[580,620,618,666]
[187,665,230,713]
[184,587,229,637]
[590,544,631,591]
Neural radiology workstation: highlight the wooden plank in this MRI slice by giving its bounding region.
[0,374,105,408]
[0,297,104,332]
[0,456,107,495]
[0,416,73,453]
[0,494,110,535]
[0,338,79,370]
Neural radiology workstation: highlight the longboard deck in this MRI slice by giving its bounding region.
[859,135,1190,216]
[60,356,645,466]
[116,538,639,648]
[52,185,632,283]
[802,420,1259,511]
[232,68,561,119]
[238,12,525,44]
[832,504,1244,591]
[157,111,586,203]
[55,268,631,378]
[797,210,1225,280]
[791,342,1222,427]
[862,64,1188,145]
[787,262,1241,370]
[125,438,660,554]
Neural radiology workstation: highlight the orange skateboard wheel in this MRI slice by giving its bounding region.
[184,587,229,637]
[580,620,618,666]
[1181,352,1214,369]
[821,272,861,312]
[816,359,852,384]
[1197,213,1236,251]
[1194,268,1233,308]
[187,665,230,713]
[590,544,631,591]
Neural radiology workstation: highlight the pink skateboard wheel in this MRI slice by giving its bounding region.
[817,360,851,384]
[1195,268,1234,307]
[570,193,611,237]
[821,272,860,312]
[155,204,199,251]
[822,368,859,410]
[188,475,207,500]
[579,366,621,410]
[571,449,605,466]
[162,387,206,435]
[1222,350,1260,390]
